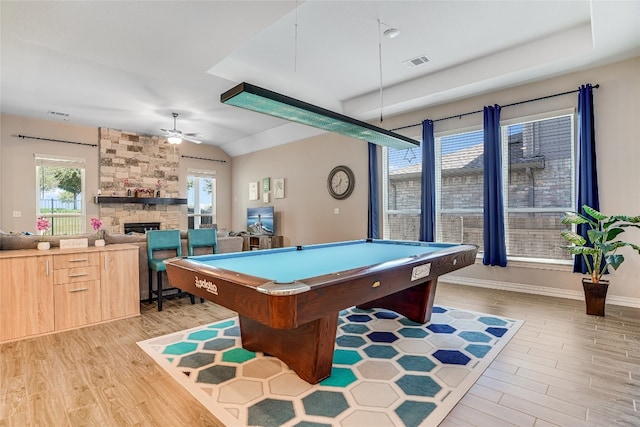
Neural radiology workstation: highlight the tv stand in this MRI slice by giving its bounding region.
[242,235,283,251]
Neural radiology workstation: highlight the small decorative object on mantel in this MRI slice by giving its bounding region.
[124,178,132,197]
[561,205,640,316]
[156,179,163,198]
[91,217,105,246]
[135,187,155,198]
[36,217,51,250]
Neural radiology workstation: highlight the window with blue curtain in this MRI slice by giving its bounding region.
[382,106,579,265]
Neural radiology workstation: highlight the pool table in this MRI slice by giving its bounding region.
[164,239,477,383]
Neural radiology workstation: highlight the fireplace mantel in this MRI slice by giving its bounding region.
[94,196,187,205]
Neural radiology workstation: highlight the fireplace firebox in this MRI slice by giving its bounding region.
[124,222,161,234]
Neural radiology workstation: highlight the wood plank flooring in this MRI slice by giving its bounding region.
[1,282,638,426]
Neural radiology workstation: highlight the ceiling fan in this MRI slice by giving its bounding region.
[161,113,202,144]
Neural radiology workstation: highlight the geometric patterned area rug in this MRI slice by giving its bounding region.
[138,306,523,427]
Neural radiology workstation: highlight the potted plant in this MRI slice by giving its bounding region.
[36,217,51,250]
[561,205,640,316]
[91,217,105,246]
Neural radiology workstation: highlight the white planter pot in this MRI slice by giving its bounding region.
[37,241,50,251]
[95,239,106,247]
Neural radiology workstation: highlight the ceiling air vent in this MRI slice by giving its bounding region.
[47,110,70,120]
[403,55,430,69]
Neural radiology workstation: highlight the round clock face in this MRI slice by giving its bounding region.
[327,165,355,200]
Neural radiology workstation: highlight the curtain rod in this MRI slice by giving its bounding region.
[17,134,98,147]
[391,84,600,132]
[181,155,227,163]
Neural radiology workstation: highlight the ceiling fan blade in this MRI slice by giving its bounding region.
[161,114,201,143]
[183,135,202,144]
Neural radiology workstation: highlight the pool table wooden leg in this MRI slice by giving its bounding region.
[357,278,438,324]
[239,313,339,384]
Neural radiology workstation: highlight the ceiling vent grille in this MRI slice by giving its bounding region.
[403,55,430,68]
[47,110,70,120]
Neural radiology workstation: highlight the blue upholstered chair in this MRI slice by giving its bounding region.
[147,229,194,311]
[187,228,218,256]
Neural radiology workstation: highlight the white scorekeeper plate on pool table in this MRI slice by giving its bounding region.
[411,263,431,281]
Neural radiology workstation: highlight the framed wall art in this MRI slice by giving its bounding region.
[249,182,259,200]
[273,178,285,199]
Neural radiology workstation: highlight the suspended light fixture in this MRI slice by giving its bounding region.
[383,28,400,39]
[167,135,182,144]
[220,82,419,149]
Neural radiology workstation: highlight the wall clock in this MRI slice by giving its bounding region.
[327,165,355,200]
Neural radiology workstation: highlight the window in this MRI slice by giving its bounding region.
[382,145,422,240]
[382,111,575,263]
[35,155,86,235]
[502,114,574,261]
[187,170,216,229]
[382,129,486,248]
[436,129,485,249]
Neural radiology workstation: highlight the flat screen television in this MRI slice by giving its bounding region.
[247,206,275,235]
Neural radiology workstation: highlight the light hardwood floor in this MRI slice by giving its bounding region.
[1,283,638,426]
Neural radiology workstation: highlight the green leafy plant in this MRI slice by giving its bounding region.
[561,205,640,284]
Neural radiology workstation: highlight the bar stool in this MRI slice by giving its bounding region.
[147,229,194,311]
[187,228,218,304]
[187,228,218,256]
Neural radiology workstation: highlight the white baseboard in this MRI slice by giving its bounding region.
[440,275,640,309]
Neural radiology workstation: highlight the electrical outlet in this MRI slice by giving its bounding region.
[12,211,21,218]
[334,208,340,215]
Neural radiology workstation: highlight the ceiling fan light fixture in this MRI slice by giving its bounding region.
[220,82,418,149]
[167,136,182,144]
[383,28,400,39]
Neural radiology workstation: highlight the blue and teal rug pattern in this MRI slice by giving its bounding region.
[138,306,522,426]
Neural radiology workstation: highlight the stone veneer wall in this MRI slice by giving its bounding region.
[98,128,184,234]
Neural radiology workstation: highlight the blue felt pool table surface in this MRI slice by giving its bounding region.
[187,239,458,284]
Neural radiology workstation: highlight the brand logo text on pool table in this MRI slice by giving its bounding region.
[195,276,218,295]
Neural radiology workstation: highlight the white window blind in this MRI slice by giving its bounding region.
[436,129,484,248]
[383,146,422,240]
[502,114,574,261]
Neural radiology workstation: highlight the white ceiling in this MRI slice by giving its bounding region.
[1,1,639,157]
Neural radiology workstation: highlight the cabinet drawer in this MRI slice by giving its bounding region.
[54,280,101,330]
[54,252,99,270]
[54,266,100,285]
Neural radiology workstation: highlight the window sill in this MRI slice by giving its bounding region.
[473,255,574,272]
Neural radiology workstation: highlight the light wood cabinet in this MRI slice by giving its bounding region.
[101,247,140,320]
[53,250,102,331]
[0,244,139,343]
[0,255,54,342]
[54,280,102,330]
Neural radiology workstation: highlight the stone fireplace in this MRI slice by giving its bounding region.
[98,128,185,234]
